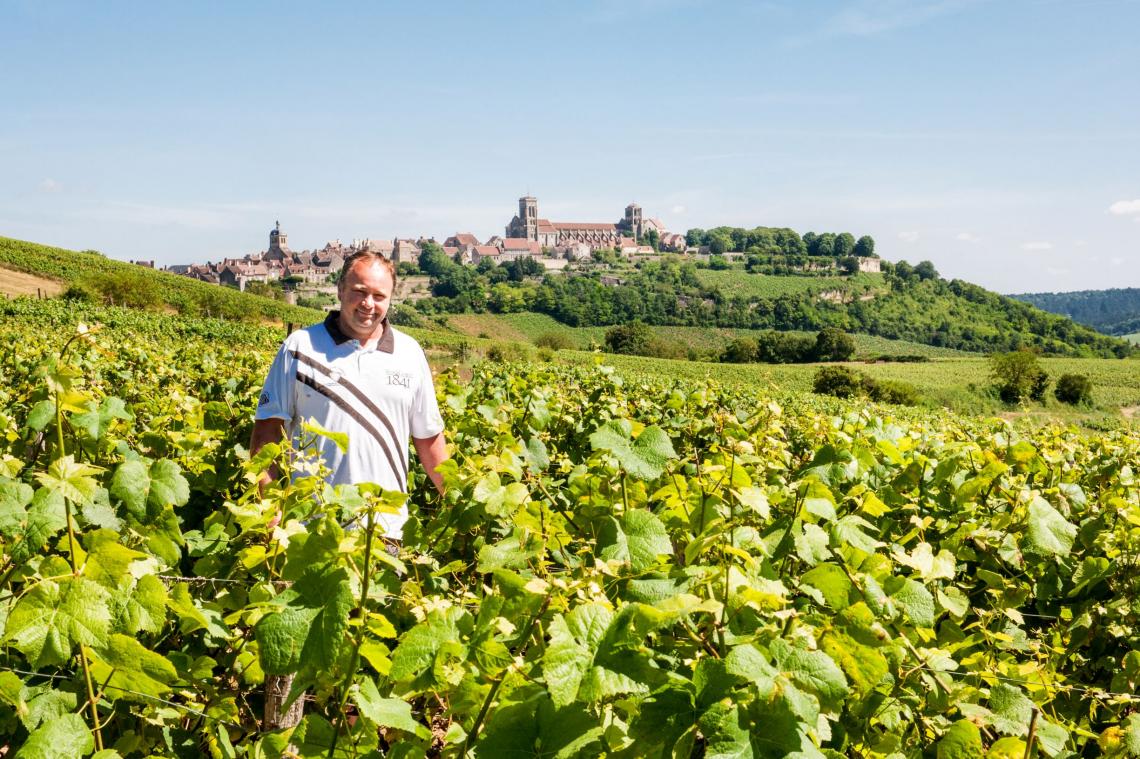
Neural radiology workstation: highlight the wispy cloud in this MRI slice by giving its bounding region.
[1021,241,1053,251]
[38,178,62,193]
[671,205,687,214]
[956,231,980,243]
[897,231,920,243]
[1108,199,1140,215]
[788,0,984,45]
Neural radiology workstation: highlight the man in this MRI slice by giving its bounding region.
[250,249,447,539]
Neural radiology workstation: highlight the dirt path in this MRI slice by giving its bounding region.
[1122,405,1138,419]
[0,266,64,298]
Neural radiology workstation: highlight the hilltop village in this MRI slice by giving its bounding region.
[163,197,690,291]
[160,194,879,292]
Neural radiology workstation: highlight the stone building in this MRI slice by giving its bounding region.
[504,196,670,251]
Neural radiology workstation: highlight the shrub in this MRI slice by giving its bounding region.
[604,321,654,356]
[813,327,855,362]
[865,378,921,406]
[534,333,576,351]
[812,366,863,398]
[487,342,534,363]
[722,337,759,363]
[1054,373,1093,405]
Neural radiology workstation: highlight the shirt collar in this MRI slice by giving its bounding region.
[324,311,395,353]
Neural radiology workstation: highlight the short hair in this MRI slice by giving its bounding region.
[339,250,396,288]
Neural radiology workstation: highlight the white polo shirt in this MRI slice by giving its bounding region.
[255,312,444,537]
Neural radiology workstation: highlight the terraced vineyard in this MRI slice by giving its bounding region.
[694,269,884,300]
[0,298,1138,757]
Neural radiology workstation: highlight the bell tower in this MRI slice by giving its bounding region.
[624,203,643,240]
[519,196,538,240]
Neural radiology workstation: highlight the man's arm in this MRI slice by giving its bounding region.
[250,417,286,494]
[412,432,448,494]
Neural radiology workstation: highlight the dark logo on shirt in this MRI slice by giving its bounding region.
[386,371,413,389]
[259,392,271,406]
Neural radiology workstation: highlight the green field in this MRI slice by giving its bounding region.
[1124,332,1140,344]
[444,311,970,358]
[694,268,884,300]
[553,351,1140,423]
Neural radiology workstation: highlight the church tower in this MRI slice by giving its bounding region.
[266,220,291,261]
[519,196,538,241]
[624,203,643,240]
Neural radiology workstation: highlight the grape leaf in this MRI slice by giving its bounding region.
[5,577,111,668]
[699,701,754,759]
[988,683,1034,736]
[14,712,93,759]
[770,638,848,709]
[589,421,677,480]
[936,719,984,759]
[597,509,673,572]
[352,676,429,739]
[1023,496,1076,559]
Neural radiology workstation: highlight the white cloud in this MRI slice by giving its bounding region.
[1108,199,1140,215]
[956,232,980,243]
[1021,241,1053,251]
[794,0,983,44]
[1110,257,1126,266]
[897,231,920,243]
[671,204,687,214]
[38,178,61,193]
[1074,239,1087,247]
[1045,266,1070,277]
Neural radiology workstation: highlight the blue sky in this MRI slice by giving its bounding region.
[2,0,1138,293]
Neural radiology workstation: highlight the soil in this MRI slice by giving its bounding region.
[0,266,64,298]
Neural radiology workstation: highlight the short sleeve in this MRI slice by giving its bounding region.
[255,343,297,421]
[410,347,445,439]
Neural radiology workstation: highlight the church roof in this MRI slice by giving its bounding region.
[552,222,618,231]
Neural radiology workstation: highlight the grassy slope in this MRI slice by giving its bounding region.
[0,236,322,324]
[550,350,1140,421]
[694,269,883,299]
[444,311,969,357]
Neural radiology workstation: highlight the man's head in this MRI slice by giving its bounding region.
[336,251,396,342]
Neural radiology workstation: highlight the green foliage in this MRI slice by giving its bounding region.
[990,350,1050,403]
[812,365,863,398]
[533,332,576,351]
[0,236,321,325]
[0,301,1136,756]
[1055,372,1094,405]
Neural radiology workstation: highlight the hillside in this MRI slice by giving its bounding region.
[0,236,322,324]
[413,257,1133,357]
[1009,287,1140,336]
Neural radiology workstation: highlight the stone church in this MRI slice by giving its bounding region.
[504,196,665,250]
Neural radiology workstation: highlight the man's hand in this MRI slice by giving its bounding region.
[250,417,286,498]
[413,432,448,494]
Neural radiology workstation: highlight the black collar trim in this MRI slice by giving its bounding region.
[324,311,395,353]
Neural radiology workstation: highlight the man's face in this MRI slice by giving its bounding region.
[337,259,394,341]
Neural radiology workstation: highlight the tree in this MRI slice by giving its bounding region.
[604,321,654,355]
[686,228,705,247]
[708,254,730,270]
[853,235,875,258]
[914,260,940,281]
[814,233,836,258]
[708,232,732,255]
[418,242,454,277]
[722,337,758,363]
[834,233,856,258]
[989,350,1049,403]
[838,256,860,275]
[814,328,856,362]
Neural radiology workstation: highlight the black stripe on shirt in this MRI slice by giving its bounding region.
[295,371,407,492]
[291,350,409,481]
